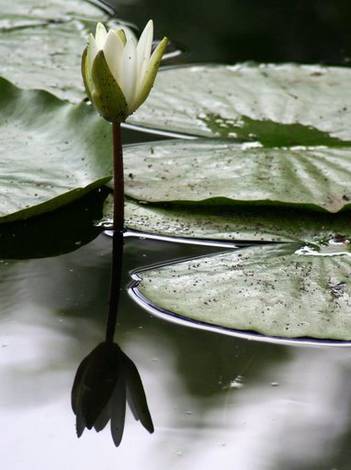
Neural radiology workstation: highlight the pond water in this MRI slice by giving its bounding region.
[3,1,351,469]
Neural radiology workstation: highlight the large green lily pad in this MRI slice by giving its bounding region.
[122,139,351,212]
[129,64,351,143]
[0,0,112,26]
[132,242,351,341]
[0,0,118,102]
[0,77,112,223]
[119,199,351,244]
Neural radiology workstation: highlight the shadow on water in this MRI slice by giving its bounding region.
[0,188,107,260]
[72,341,153,446]
[71,229,153,446]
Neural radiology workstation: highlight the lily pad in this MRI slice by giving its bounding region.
[122,139,351,212]
[0,0,113,25]
[129,64,351,143]
[131,242,351,341]
[0,77,112,223]
[0,0,119,102]
[119,199,351,244]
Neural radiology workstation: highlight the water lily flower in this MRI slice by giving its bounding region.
[82,21,168,122]
[71,342,154,447]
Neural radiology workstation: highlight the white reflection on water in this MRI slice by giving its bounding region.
[3,304,351,470]
[177,349,351,470]
[3,337,351,470]
[2,239,351,468]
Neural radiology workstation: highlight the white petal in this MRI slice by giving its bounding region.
[95,23,107,49]
[136,20,153,88]
[120,38,137,108]
[131,36,168,113]
[103,30,124,86]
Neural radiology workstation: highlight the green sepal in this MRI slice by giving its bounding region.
[131,36,169,113]
[81,47,93,102]
[91,50,128,122]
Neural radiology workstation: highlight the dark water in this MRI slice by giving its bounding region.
[110,0,351,65]
[3,1,351,468]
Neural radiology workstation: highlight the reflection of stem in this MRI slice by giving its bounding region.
[106,230,123,343]
[105,122,124,344]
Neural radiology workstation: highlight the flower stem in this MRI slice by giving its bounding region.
[105,122,124,344]
[112,122,124,230]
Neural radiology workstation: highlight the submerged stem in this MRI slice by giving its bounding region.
[105,122,124,344]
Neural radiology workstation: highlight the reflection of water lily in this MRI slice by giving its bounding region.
[82,21,168,122]
[71,342,153,446]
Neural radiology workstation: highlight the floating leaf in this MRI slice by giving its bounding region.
[0,77,111,223]
[129,64,351,143]
[131,243,351,341]
[0,0,113,25]
[0,0,119,102]
[120,199,351,244]
[122,139,351,212]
